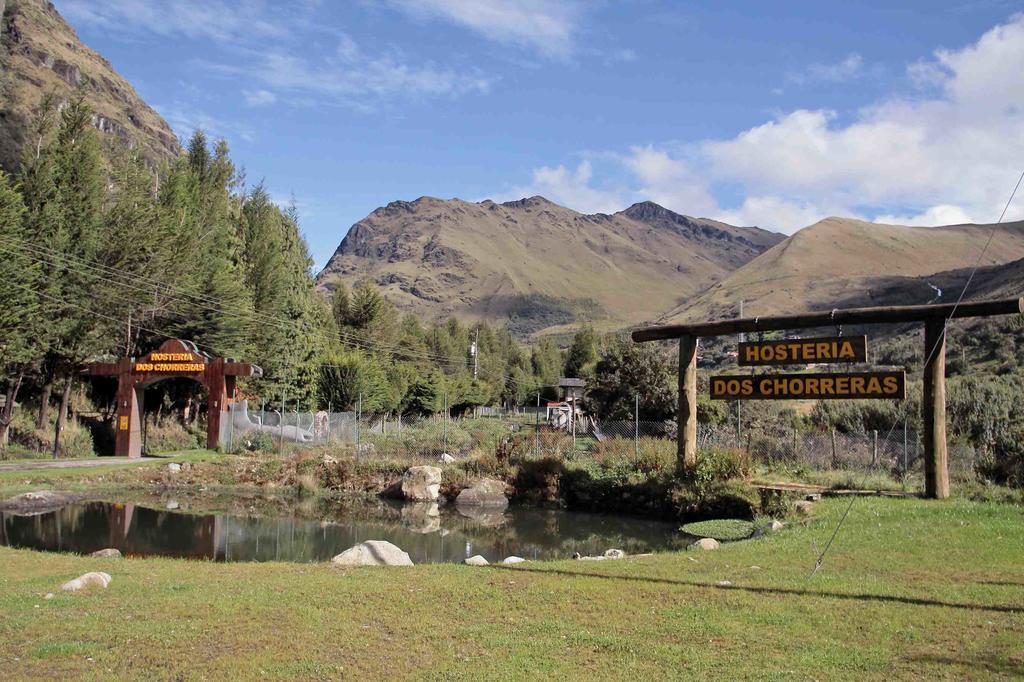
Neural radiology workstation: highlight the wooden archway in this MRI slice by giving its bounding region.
[84,339,262,458]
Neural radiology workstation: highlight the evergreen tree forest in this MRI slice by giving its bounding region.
[0,97,571,456]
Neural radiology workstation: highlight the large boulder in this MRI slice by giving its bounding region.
[401,466,442,501]
[689,538,720,551]
[464,555,489,566]
[331,540,413,567]
[455,478,509,509]
[61,572,112,592]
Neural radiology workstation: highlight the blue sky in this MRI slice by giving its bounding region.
[55,0,1024,269]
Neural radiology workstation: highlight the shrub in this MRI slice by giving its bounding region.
[671,479,758,522]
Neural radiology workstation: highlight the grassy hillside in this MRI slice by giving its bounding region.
[317,196,782,336]
[663,217,1024,323]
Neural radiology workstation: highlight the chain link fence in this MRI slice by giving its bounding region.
[219,399,977,482]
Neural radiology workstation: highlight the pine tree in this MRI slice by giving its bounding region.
[0,170,36,445]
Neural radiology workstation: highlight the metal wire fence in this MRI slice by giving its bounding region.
[219,400,977,482]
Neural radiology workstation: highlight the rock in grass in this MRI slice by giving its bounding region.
[794,501,816,516]
[502,556,526,564]
[767,520,785,531]
[89,548,122,558]
[61,572,112,592]
[455,478,509,509]
[689,538,720,551]
[465,555,489,566]
[604,549,626,559]
[331,541,413,567]
[401,466,442,502]
[167,462,181,473]
[439,453,456,464]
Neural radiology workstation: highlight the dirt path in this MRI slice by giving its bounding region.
[0,457,164,472]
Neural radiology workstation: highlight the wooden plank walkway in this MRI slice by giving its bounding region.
[751,480,918,498]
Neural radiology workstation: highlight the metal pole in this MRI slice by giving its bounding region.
[356,392,361,454]
[279,391,285,455]
[634,394,639,458]
[443,391,448,455]
[903,417,909,474]
[535,392,540,457]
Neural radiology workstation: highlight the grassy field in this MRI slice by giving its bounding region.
[1,496,1022,680]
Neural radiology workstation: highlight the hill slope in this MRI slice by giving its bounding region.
[0,0,179,172]
[316,196,783,336]
[662,217,1024,323]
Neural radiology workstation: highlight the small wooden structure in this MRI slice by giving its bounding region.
[83,339,262,458]
[632,297,1024,499]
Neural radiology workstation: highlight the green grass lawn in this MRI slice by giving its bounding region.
[1,496,1022,680]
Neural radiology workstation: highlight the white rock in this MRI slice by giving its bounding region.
[767,520,785,531]
[717,580,733,587]
[464,555,489,566]
[439,453,456,464]
[61,572,112,592]
[167,463,181,473]
[578,555,607,561]
[689,538,720,551]
[401,466,442,502]
[89,548,122,558]
[165,501,180,510]
[502,556,526,564]
[44,593,54,600]
[455,478,509,509]
[331,541,413,567]
[604,549,626,559]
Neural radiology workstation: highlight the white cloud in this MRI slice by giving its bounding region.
[506,16,1024,233]
[499,160,624,214]
[156,103,256,144]
[243,90,277,107]
[387,0,584,59]
[786,53,864,85]
[57,0,492,108]
[56,0,287,43]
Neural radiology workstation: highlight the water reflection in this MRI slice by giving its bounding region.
[0,500,685,564]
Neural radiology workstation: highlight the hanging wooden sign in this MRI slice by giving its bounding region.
[738,335,868,366]
[710,370,905,400]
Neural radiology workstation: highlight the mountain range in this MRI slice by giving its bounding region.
[5,0,1022,340]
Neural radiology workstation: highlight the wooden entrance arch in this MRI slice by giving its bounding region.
[84,339,262,458]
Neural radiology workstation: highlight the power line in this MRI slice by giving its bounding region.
[0,237,472,369]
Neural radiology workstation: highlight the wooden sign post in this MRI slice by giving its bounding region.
[632,297,1024,499]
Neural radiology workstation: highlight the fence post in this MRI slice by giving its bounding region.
[830,428,838,469]
[872,430,879,468]
[535,392,540,457]
[356,392,361,455]
[443,391,448,456]
[792,424,798,458]
[634,394,640,458]
[903,418,909,474]
[278,391,285,455]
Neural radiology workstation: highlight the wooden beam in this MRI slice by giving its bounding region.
[632,297,1023,342]
[678,334,698,471]
[922,319,950,499]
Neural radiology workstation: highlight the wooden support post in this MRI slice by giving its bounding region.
[923,319,950,499]
[678,334,698,471]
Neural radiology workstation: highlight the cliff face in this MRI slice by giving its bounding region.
[317,196,784,336]
[0,0,179,172]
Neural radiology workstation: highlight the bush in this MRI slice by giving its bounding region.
[671,479,758,522]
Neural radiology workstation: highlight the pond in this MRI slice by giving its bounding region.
[0,498,688,564]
